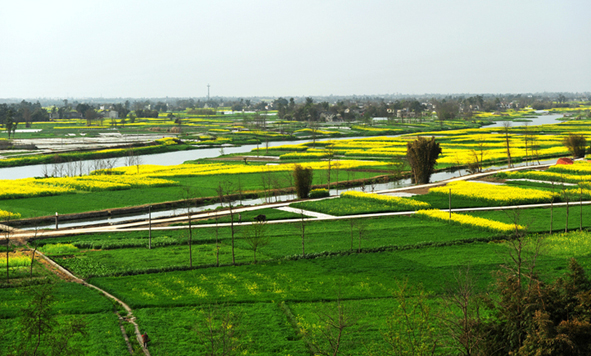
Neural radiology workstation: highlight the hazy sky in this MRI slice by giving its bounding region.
[1,0,589,98]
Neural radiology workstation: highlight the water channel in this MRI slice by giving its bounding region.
[0,112,566,180]
[4,112,566,229]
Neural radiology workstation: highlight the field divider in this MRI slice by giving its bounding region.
[34,250,151,356]
[278,301,314,355]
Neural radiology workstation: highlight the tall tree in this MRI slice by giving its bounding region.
[243,220,268,264]
[406,136,442,184]
[293,164,314,199]
[4,109,14,139]
[434,100,458,128]
[563,133,587,158]
[216,181,237,265]
[181,187,197,268]
[503,121,513,168]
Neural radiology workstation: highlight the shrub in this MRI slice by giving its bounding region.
[406,136,442,184]
[309,189,330,199]
[563,133,587,158]
[40,243,78,255]
[293,164,313,199]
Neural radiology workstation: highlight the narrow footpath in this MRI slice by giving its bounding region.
[35,250,150,356]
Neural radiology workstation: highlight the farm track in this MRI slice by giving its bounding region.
[34,250,150,356]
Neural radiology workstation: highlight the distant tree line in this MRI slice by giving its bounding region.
[1,92,588,133]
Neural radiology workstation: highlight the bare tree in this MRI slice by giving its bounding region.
[236,175,243,205]
[3,216,12,283]
[502,121,512,168]
[579,187,584,232]
[29,226,40,279]
[196,304,243,356]
[270,174,282,203]
[440,266,485,355]
[214,215,220,267]
[523,123,530,166]
[217,181,237,265]
[261,168,273,203]
[325,143,335,191]
[300,297,358,356]
[298,209,310,257]
[406,136,442,184]
[490,217,543,354]
[529,129,541,165]
[243,220,269,264]
[373,280,439,356]
[76,159,85,176]
[349,219,356,253]
[334,161,341,195]
[41,163,49,178]
[181,187,197,268]
[467,135,487,174]
[561,181,571,232]
[15,283,87,355]
[356,219,368,253]
[125,147,143,174]
[550,182,555,233]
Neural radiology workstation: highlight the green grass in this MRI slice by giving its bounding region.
[291,196,421,216]
[134,304,307,356]
[88,240,573,310]
[467,204,591,234]
[0,312,129,355]
[39,215,502,278]
[0,282,114,319]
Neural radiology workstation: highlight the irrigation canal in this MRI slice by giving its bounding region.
[3,112,565,229]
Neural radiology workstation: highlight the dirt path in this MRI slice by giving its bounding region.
[35,250,150,356]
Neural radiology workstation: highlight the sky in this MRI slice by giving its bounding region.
[0,0,590,99]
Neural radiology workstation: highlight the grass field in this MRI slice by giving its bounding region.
[37,214,503,277]
[0,169,384,219]
[4,108,591,354]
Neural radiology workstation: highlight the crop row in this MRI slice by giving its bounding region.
[430,180,558,205]
[110,160,390,177]
[415,209,522,233]
[340,191,431,210]
[0,175,178,200]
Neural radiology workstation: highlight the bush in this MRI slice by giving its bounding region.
[40,243,78,255]
[293,164,313,199]
[406,136,442,184]
[563,133,587,158]
[309,189,330,199]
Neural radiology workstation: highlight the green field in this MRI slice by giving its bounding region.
[3,107,591,354]
[0,168,387,219]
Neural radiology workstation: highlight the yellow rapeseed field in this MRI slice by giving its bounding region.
[431,181,558,204]
[341,191,430,209]
[415,209,522,233]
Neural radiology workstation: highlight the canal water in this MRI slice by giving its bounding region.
[0,113,566,180]
[4,112,566,229]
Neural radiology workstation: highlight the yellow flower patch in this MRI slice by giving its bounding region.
[430,181,557,204]
[415,209,521,233]
[341,191,430,209]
